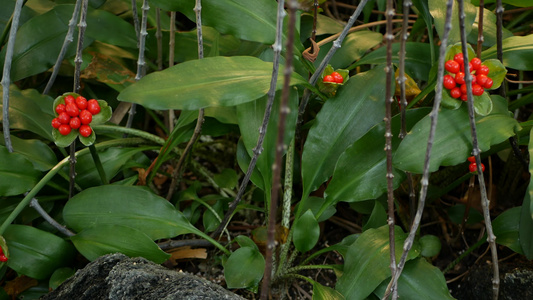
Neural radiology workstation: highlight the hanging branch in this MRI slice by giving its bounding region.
[125,0,149,132]
[383,0,397,298]
[166,0,205,201]
[476,0,485,58]
[298,0,369,123]
[382,1,454,298]
[1,0,24,153]
[458,0,500,298]
[210,0,287,239]
[43,0,83,95]
[156,7,163,70]
[260,0,297,298]
[131,0,140,44]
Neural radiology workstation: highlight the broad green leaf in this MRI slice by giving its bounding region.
[0,145,41,197]
[0,134,56,171]
[153,0,280,45]
[236,138,265,191]
[293,210,320,253]
[350,43,434,81]
[4,225,75,280]
[419,235,442,257]
[412,0,435,62]
[49,267,75,290]
[430,0,477,45]
[336,225,420,299]
[0,86,54,140]
[237,89,299,195]
[394,96,520,173]
[313,281,345,300]
[71,224,170,264]
[118,56,309,110]
[234,235,259,250]
[472,0,533,7]
[297,196,337,222]
[482,35,533,71]
[75,147,153,189]
[520,127,533,259]
[301,66,389,202]
[224,246,265,289]
[301,13,343,39]
[374,258,454,299]
[202,197,225,233]
[314,31,383,70]
[63,185,197,240]
[493,207,524,254]
[467,8,513,47]
[473,92,493,116]
[213,169,239,189]
[85,6,137,48]
[363,201,387,231]
[324,108,430,205]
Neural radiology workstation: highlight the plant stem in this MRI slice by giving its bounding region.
[260,1,297,298]
[29,198,75,237]
[89,144,108,185]
[282,139,295,229]
[155,7,163,70]
[476,0,485,58]
[459,0,499,298]
[1,0,24,153]
[131,0,140,44]
[382,1,454,298]
[167,11,177,131]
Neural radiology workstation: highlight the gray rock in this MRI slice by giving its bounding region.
[41,253,245,300]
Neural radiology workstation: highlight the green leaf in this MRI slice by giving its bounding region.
[374,258,454,299]
[293,210,320,253]
[301,66,389,201]
[430,0,477,45]
[482,35,533,71]
[363,201,387,231]
[234,235,259,250]
[419,235,442,257]
[213,169,238,189]
[236,138,265,191]
[0,86,54,141]
[336,225,420,299]
[394,96,520,173]
[493,207,524,254]
[49,267,75,290]
[118,56,309,110]
[85,7,137,48]
[482,59,508,90]
[0,145,41,197]
[473,92,493,116]
[313,281,345,300]
[4,225,75,280]
[350,43,434,80]
[467,8,513,47]
[520,127,533,259]
[71,224,170,264]
[471,0,533,9]
[297,196,337,222]
[324,108,430,205]
[224,246,265,289]
[63,185,197,240]
[0,134,57,171]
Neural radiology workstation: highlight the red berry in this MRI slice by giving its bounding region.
[445,60,460,73]
[461,62,473,72]
[58,112,70,124]
[65,103,79,117]
[51,118,61,129]
[472,84,484,96]
[75,96,88,110]
[331,72,344,83]
[469,162,485,173]
[460,94,468,102]
[55,104,66,115]
[484,77,493,89]
[454,53,464,66]
[69,117,81,129]
[58,124,71,136]
[79,125,92,137]
[450,87,462,99]
[87,100,101,115]
[460,84,467,95]
[64,95,75,106]
[455,72,466,85]
[477,65,489,76]
[323,75,335,83]
[0,254,7,262]
[471,75,477,84]
[470,57,482,70]
[477,74,488,87]
[468,156,476,163]
[443,75,456,89]
[79,110,93,125]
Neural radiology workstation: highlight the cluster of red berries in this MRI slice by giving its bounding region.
[51,95,100,137]
[443,53,493,101]
[323,71,344,84]
[0,246,7,262]
[468,156,485,173]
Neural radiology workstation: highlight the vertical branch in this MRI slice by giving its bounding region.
[382,0,454,298]
[260,0,297,298]
[43,0,83,95]
[496,0,505,98]
[210,0,286,239]
[384,0,397,299]
[168,11,177,131]
[156,7,163,70]
[125,0,149,131]
[131,0,140,44]
[476,0,484,58]
[1,0,24,153]
[166,0,205,201]
[298,0,369,121]
[281,139,295,229]
[458,0,499,298]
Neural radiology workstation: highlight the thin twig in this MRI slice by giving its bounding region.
[298,0,369,122]
[260,0,297,298]
[167,11,177,131]
[29,198,75,237]
[382,0,454,298]
[210,0,287,239]
[156,7,163,70]
[384,0,397,298]
[281,139,295,229]
[1,0,24,153]
[477,0,485,58]
[166,0,205,201]
[43,0,83,95]
[131,0,140,44]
